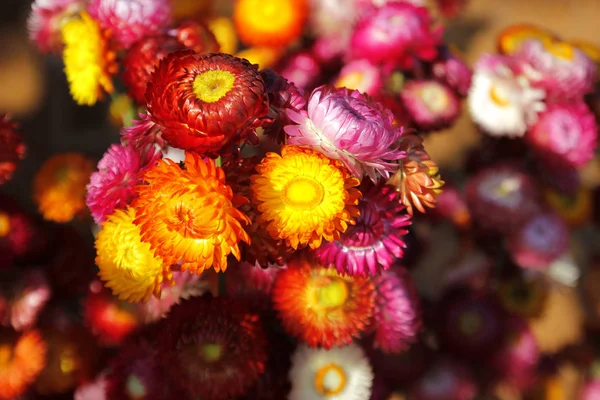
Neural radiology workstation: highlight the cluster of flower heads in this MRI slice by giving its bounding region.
[10,0,600,399]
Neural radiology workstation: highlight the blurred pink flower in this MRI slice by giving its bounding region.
[27,0,85,53]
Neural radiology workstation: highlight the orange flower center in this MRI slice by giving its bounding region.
[543,38,575,60]
[419,84,450,113]
[0,212,10,238]
[282,177,325,209]
[489,84,511,107]
[199,343,222,363]
[0,344,12,370]
[314,364,347,397]
[459,311,482,336]
[336,71,365,91]
[193,70,236,103]
[314,278,349,309]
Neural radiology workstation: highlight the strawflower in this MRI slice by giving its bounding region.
[400,80,461,132]
[0,269,51,331]
[88,0,171,48]
[86,143,160,224]
[0,330,47,400]
[95,207,173,303]
[387,134,444,215]
[157,296,267,400]
[146,51,268,154]
[33,152,94,223]
[0,115,26,185]
[27,0,85,53]
[409,358,477,400]
[335,59,384,96]
[316,184,411,277]
[61,12,117,106]
[285,85,405,181]
[250,145,361,250]
[132,152,250,274]
[272,258,375,348]
[234,0,308,47]
[432,51,473,97]
[289,343,374,400]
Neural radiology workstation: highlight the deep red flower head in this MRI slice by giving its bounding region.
[0,115,26,185]
[146,51,268,155]
[173,20,219,54]
[157,295,267,400]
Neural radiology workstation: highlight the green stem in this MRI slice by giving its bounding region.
[215,156,222,168]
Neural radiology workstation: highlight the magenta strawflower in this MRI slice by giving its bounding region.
[229,261,286,296]
[507,212,569,270]
[120,113,166,151]
[27,0,85,53]
[527,102,598,168]
[349,2,442,68]
[276,50,323,92]
[335,59,384,96]
[316,184,411,276]
[260,69,306,144]
[285,85,405,181]
[515,38,597,100]
[493,319,539,390]
[86,143,161,224]
[372,269,421,354]
[88,0,171,48]
[400,80,460,132]
[432,52,473,97]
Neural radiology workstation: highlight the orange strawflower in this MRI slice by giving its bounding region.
[33,153,94,222]
[132,152,250,274]
[234,0,308,47]
[272,257,375,349]
[0,330,47,400]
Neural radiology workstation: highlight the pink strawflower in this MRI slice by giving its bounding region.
[0,269,51,331]
[27,0,85,53]
[285,85,405,181]
[527,102,598,168]
[581,380,600,400]
[372,269,421,353]
[335,59,384,96]
[493,319,539,390]
[276,50,323,92]
[229,262,287,296]
[465,164,541,234]
[432,52,473,97]
[507,212,569,270]
[74,374,108,400]
[468,54,546,138]
[410,358,477,400]
[515,38,597,100]
[309,0,358,57]
[120,113,166,151]
[260,69,306,144]
[400,80,460,132]
[316,184,411,276]
[349,2,443,69]
[88,0,171,49]
[86,143,161,224]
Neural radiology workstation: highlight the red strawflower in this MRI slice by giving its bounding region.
[146,51,268,155]
[0,115,26,185]
[157,295,267,400]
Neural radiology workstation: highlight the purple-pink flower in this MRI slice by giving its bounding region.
[27,0,85,53]
[527,102,598,168]
[88,0,171,49]
[432,52,473,97]
[372,268,421,353]
[335,59,384,97]
[285,85,405,181]
[316,184,411,276]
[349,2,442,68]
[86,143,161,224]
[400,80,461,132]
[515,38,597,100]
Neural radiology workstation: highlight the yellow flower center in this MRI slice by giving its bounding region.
[314,364,347,397]
[459,311,482,336]
[494,177,520,197]
[193,70,236,103]
[0,345,12,370]
[489,84,511,107]
[543,38,575,60]
[199,343,222,363]
[316,278,349,309]
[126,374,147,399]
[0,212,10,238]
[420,84,450,113]
[59,347,77,374]
[282,177,325,209]
[336,71,365,91]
